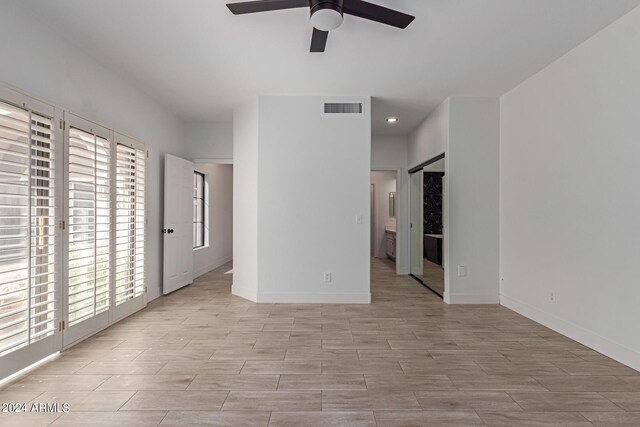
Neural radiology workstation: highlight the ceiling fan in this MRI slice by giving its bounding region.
[226,0,415,52]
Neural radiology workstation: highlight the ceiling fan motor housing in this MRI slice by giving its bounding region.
[310,0,344,31]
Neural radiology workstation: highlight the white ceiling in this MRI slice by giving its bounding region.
[15,0,640,135]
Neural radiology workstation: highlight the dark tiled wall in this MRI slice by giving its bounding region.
[424,172,444,234]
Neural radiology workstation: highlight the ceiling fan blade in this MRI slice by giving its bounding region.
[227,0,309,15]
[310,28,328,52]
[343,0,415,29]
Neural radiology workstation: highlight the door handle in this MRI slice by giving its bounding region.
[168,229,174,234]
[163,229,175,234]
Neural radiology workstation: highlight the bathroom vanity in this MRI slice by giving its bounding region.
[385,227,396,261]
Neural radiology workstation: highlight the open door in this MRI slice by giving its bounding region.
[163,154,194,294]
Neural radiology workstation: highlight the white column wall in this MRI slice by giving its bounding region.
[232,100,260,301]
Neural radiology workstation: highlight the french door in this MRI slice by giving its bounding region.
[63,115,113,344]
[0,85,148,379]
[0,89,63,379]
[112,133,146,322]
[63,114,147,346]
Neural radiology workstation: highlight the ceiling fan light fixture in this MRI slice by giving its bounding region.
[226,0,415,53]
[310,0,344,31]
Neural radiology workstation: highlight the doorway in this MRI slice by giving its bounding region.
[371,171,398,264]
[409,154,445,297]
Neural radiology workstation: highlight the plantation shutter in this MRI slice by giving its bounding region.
[0,100,57,355]
[67,127,112,326]
[115,143,146,305]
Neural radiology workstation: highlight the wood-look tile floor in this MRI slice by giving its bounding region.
[414,259,445,297]
[1,258,639,426]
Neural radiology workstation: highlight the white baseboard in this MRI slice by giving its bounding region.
[193,255,232,279]
[501,294,640,372]
[231,284,258,302]
[257,292,371,304]
[447,292,500,304]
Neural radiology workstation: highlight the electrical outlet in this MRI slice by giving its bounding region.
[549,291,557,303]
[323,272,332,283]
[457,265,467,277]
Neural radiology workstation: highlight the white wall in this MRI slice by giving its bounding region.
[371,171,397,258]
[0,3,185,301]
[185,121,233,162]
[372,135,407,170]
[232,100,259,301]
[408,97,500,304]
[233,96,372,303]
[258,96,371,303]
[193,164,233,278]
[408,99,450,170]
[448,98,500,305]
[500,6,640,370]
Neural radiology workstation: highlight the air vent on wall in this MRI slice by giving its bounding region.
[323,102,363,114]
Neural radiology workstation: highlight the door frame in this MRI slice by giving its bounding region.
[370,183,375,256]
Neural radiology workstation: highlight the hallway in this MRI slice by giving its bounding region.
[1,259,639,426]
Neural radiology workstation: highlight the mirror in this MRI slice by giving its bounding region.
[389,192,396,217]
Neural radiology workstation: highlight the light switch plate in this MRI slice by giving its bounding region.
[457,265,467,277]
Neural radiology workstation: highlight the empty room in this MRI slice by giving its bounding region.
[1,1,639,426]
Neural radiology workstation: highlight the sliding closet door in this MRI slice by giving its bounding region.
[63,114,112,345]
[112,133,146,321]
[409,170,424,277]
[0,91,62,379]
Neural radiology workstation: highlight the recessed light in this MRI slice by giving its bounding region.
[387,117,398,124]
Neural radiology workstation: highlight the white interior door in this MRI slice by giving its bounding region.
[163,154,194,294]
[410,171,424,276]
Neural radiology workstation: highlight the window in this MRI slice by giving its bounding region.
[193,171,206,248]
